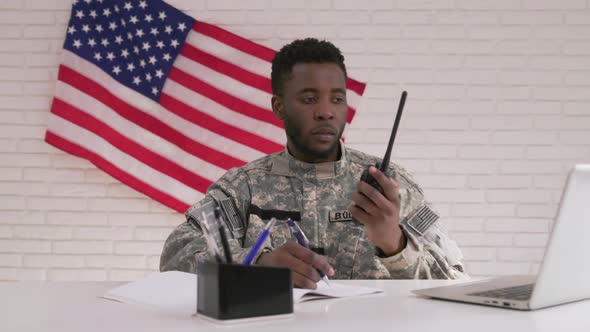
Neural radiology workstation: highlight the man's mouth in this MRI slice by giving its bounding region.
[311,127,337,141]
[311,127,336,136]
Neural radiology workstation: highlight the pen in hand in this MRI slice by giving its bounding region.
[287,219,331,288]
[243,218,276,265]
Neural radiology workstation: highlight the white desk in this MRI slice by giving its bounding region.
[1,280,589,332]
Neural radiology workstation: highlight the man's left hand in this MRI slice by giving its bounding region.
[349,166,406,256]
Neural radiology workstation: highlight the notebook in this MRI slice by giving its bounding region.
[293,281,383,303]
[412,164,590,310]
[103,270,383,315]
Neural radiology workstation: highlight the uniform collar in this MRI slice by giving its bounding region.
[270,143,347,180]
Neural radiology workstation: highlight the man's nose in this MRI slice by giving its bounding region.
[313,99,335,120]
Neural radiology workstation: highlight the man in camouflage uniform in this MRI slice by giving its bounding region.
[160,38,467,288]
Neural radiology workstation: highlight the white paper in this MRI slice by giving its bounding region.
[102,271,383,316]
[293,282,383,303]
[102,271,197,316]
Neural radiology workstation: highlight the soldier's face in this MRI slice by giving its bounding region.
[272,63,348,163]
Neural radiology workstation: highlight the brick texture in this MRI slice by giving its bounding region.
[1,0,589,280]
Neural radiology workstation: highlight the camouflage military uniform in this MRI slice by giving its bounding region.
[160,144,467,279]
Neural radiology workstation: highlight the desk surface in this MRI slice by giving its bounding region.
[2,280,589,332]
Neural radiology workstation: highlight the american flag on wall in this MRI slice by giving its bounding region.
[46,0,366,213]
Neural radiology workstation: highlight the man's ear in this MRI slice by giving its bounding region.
[271,95,285,120]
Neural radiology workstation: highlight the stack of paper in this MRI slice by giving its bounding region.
[103,271,197,316]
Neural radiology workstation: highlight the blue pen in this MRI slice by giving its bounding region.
[243,218,276,265]
[287,219,331,287]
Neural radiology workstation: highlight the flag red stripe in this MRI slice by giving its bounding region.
[58,65,246,168]
[51,98,214,193]
[159,93,283,154]
[45,131,190,213]
[346,77,367,96]
[192,22,366,96]
[181,43,272,94]
[194,21,276,62]
[168,65,355,127]
[347,107,356,123]
[168,67,283,128]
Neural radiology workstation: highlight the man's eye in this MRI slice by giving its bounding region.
[301,96,317,104]
[333,97,346,104]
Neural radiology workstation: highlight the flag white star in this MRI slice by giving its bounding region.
[129,16,139,24]
[151,87,158,95]
[145,14,153,23]
[150,27,159,36]
[121,49,130,58]
[115,35,123,44]
[114,5,120,13]
[135,29,144,38]
[109,22,117,31]
[83,0,91,3]
[145,73,152,81]
[156,40,165,49]
[162,53,171,62]
[142,42,151,51]
[133,46,140,54]
[95,24,104,33]
[120,18,126,27]
[113,66,121,75]
[93,52,102,61]
[124,2,133,11]
[82,24,90,33]
[67,26,76,34]
[133,76,141,86]
[72,39,82,48]
[165,26,173,34]
[127,32,133,40]
[155,69,164,79]
[103,8,111,17]
[148,56,157,65]
[101,38,109,47]
[170,39,179,48]
[106,52,115,61]
[127,62,136,72]
[75,10,84,19]
[158,11,167,21]
[139,1,148,9]
[88,38,97,47]
[177,22,187,32]
[140,59,147,68]
[89,10,97,19]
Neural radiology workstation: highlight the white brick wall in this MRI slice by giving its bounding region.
[1,0,589,280]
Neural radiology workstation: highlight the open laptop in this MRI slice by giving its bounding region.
[413,164,590,310]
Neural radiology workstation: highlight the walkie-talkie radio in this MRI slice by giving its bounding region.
[359,91,407,193]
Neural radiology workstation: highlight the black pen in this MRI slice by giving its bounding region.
[214,207,233,264]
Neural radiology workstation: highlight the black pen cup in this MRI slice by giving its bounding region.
[197,261,293,320]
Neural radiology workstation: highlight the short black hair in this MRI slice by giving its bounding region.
[271,38,347,96]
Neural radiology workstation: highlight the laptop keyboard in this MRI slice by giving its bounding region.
[468,283,535,301]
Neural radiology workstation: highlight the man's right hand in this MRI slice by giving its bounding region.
[256,242,335,289]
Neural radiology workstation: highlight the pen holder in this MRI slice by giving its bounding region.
[197,261,293,320]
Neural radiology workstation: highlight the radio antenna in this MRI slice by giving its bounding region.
[380,90,407,172]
